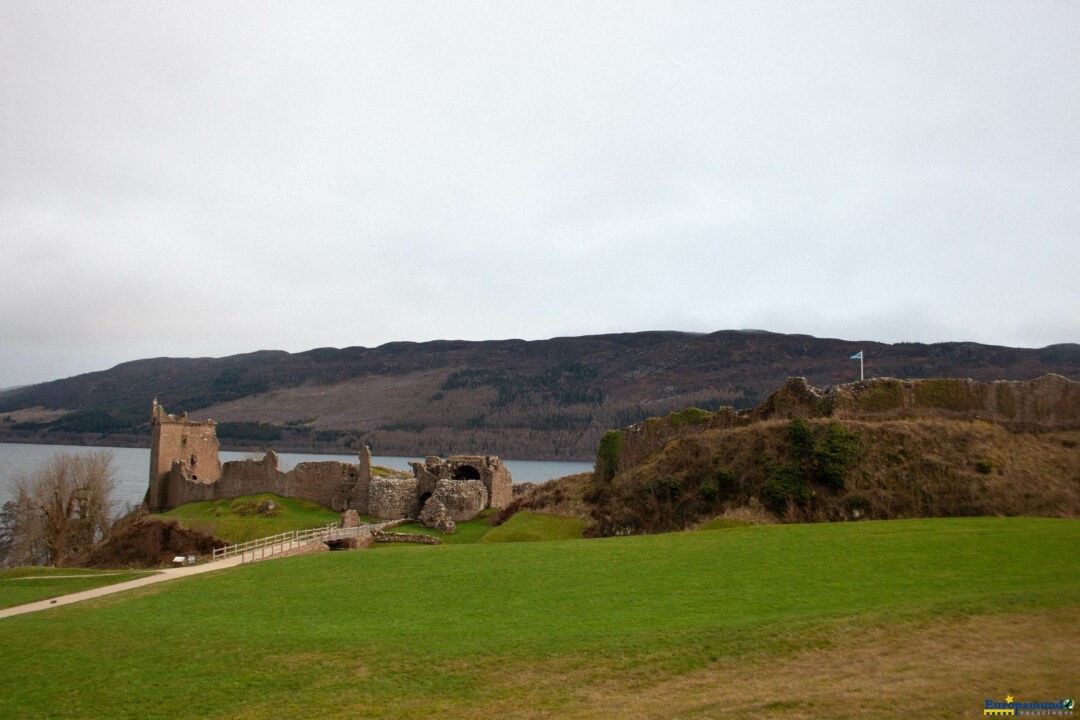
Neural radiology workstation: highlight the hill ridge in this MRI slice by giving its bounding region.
[1,330,1078,460]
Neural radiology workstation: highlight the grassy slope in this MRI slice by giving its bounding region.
[0,567,156,609]
[480,512,586,543]
[383,512,586,546]
[156,493,341,543]
[374,516,495,544]
[0,518,1075,719]
[595,420,1080,532]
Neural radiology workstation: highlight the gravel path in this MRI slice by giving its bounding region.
[0,556,246,620]
[0,520,403,620]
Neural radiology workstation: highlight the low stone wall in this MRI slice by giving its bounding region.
[372,531,442,545]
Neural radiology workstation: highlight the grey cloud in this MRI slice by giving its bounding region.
[1,1,1077,387]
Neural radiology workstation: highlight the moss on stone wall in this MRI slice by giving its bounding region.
[913,379,987,412]
[668,407,711,427]
[995,383,1018,418]
[855,379,905,412]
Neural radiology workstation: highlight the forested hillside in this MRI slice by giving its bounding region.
[1,330,1078,460]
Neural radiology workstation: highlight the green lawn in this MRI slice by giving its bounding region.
[696,517,752,531]
[0,517,1075,719]
[480,511,586,542]
[374,511,586,545]
[0,567,156,609]
[374,515,495,544]
[156,493,342,543]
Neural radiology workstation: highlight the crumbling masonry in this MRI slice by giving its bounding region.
[145,401,512,522]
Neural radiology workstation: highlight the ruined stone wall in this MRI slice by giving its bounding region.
[615,406,746,476]
[214,452,284,499]
[432,478,488,521]
[290,461,362,512]
[369,476,419,518]
[831,374,1080,430]
[162,449,376,514]
[411,455,513,510]
[162,463,218,508]
[603,374,1080,477]
[350,445,373,511]
[479,457,512,509]
[410,456,448,498]
[147,402,513,521]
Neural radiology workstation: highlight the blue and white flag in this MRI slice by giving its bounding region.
[849,351,862,360]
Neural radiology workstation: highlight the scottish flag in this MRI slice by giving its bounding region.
[849,351,862,360]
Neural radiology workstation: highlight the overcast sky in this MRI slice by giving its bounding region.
[2,1,1078,388]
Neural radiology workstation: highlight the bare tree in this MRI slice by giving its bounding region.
[2,451,116,567]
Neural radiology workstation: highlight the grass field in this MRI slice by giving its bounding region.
[0,567,156,609]
[380,511,586,546]
[0,517,1075,719]
[480,511,586,542]
[375,515,496,545]
[156,493,342,543]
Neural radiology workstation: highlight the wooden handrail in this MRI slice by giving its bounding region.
[211,520,361,562]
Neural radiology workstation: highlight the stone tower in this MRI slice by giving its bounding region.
[146,400,222,512]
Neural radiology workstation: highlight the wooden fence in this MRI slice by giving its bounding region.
[211,521,367,563]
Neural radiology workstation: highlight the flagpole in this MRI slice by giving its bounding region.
[850,350,864,381]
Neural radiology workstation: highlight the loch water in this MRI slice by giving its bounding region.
[0,442,592,509]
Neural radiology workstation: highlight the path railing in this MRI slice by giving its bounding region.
[211,521,368,563]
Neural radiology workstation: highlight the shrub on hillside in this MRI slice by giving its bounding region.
[668,407,711,427]
[813,423,860,490]
[594,430,623,484]
[75,510,222,569]
[761,463,808,514]
[757,419,859,516]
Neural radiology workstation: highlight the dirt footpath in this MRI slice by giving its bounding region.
[0,556,246,620]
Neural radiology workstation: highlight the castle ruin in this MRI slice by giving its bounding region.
[145,401,512,522]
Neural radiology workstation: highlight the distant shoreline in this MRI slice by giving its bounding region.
[0,430,594,462]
